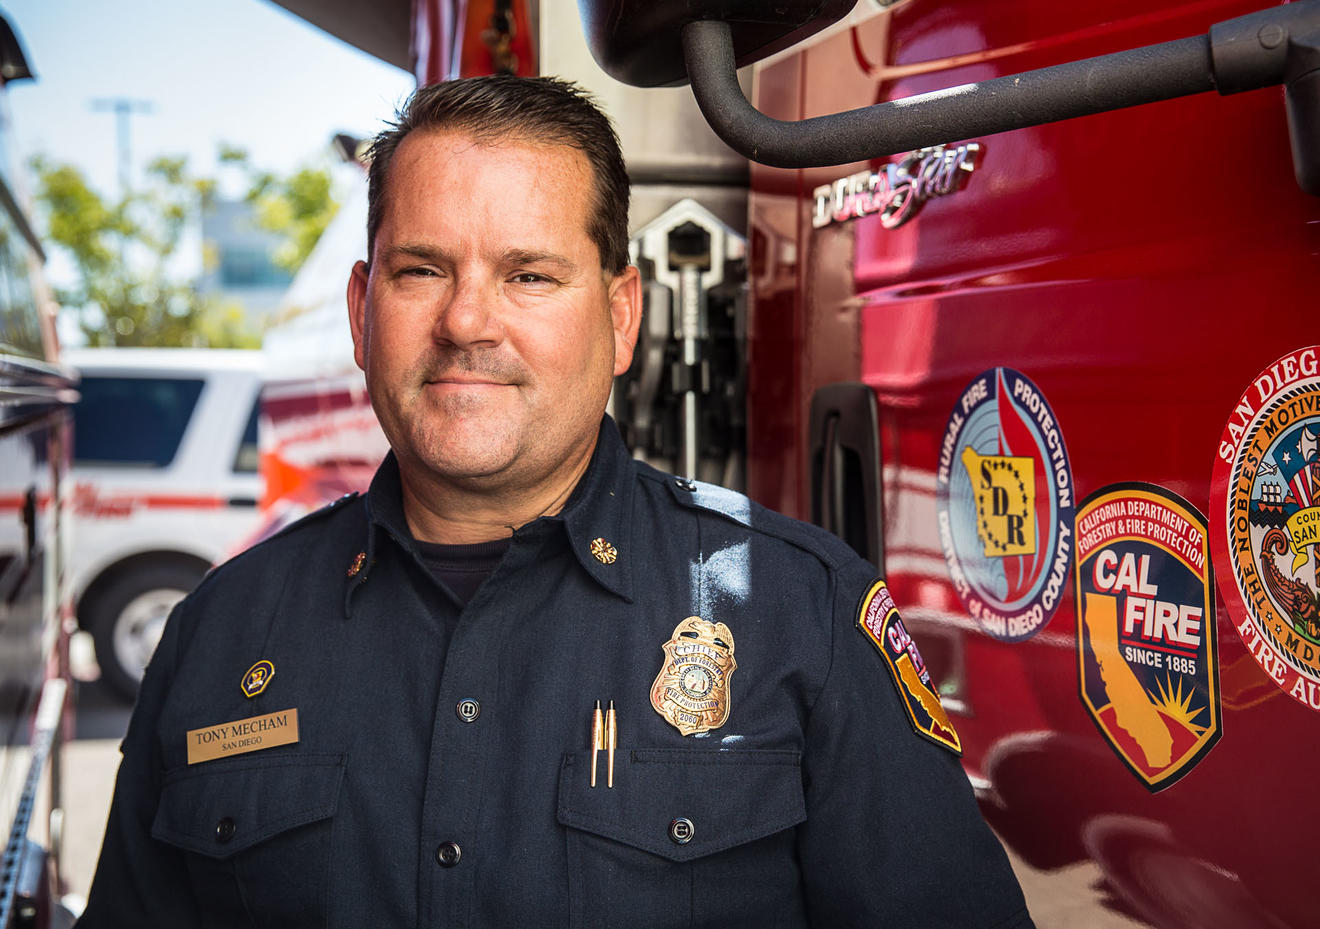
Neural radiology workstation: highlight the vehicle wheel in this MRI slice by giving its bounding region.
[88,562,206,702]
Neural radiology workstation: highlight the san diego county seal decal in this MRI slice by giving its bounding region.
[936,368,1075,640]
[1211,346,1320,711]
[1075,483,1220,791]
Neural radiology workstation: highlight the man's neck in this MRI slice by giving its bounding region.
[397,440,597,545]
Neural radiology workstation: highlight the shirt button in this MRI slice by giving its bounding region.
[456,699,481,723]
[215,817,236,844]
[669,818,695,845]
[436,841,462,867]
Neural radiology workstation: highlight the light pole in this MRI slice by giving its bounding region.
[90,98,153,196]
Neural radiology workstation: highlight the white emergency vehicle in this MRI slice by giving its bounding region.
[66,349,263,699]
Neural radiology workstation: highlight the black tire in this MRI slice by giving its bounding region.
[87,561,206,702]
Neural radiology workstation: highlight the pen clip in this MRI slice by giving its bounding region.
[591,700,604,788]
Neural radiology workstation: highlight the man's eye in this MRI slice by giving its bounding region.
[511,272,551,285]
[403,267,437,277]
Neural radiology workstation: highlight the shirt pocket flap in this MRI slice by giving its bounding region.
[152,753,346,859]
[557,748,805,863]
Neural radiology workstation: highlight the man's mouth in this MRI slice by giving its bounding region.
[429,376,507,386]
[419,352,524,390]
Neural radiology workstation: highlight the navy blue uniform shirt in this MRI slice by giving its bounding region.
[81,418,1033,928]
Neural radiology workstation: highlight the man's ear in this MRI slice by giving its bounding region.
[608,265,643,376]
[347,260,370,372]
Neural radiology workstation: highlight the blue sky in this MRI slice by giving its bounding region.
[3,0,416,196]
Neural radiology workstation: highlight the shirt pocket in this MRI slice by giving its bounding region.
[152,752,346,929]
[557,748,807,929]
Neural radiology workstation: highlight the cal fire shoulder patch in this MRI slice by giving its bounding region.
[856,579,962,754]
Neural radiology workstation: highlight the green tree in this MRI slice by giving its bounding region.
[31,148,339,348]
[228,145,340,273]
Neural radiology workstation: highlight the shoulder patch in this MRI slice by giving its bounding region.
[856,579,962,755]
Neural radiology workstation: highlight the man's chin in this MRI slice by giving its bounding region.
[409,430,521,484]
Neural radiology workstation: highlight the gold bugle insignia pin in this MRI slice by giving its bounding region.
[347,551,367,577]
[241,659,275,698]
[650,617,737,736]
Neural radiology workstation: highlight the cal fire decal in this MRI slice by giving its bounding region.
[856,580,961,754]
[1211,346,1320,711]
[1075,484,1220,791]
[936,368,1075,640]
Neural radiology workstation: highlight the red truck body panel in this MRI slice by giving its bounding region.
[748,1,1318,925]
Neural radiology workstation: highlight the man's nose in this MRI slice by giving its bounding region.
[432,277,502,348]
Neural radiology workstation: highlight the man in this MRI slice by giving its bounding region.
[81,76,1033,928]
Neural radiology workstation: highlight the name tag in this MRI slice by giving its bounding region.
[186,708,299,765]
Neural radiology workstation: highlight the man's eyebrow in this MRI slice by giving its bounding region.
[500,249,578,272]
[384,243,449,262]
[381,244,580,272]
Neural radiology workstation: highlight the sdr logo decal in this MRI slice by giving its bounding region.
[1075,483,1220,791]
[936,368,1075,640]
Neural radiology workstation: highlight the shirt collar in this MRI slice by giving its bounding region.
[355,416,635,605]
[557,416,635,603]
[363,450,412,561]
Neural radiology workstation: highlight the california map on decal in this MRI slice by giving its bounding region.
[1081,592,1173,768]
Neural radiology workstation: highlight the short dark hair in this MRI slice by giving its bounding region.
[366,75,631,273]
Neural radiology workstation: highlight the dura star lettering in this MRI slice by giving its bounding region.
[811,143,980,230]
[1219,347,1319,462]
[1010,377,1071,509]
[1095,550,1202,673]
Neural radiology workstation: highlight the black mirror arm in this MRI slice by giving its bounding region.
[681,0,1320,194]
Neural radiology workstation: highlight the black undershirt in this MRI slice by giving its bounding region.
[410,450,593,606]
[413,537,512,606]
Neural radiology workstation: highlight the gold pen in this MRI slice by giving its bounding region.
[591,700,604,788]
[606,700,617,788]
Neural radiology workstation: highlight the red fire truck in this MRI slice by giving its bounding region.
[270,0,1319,925]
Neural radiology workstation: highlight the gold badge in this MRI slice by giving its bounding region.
[241,660,275,698]
[650,617,737,736]
[187,708,299,765]
[347,551,366,577]
[590,538,618,564]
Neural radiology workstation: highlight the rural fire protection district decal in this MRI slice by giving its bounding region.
[1075,483,1220,791]
[936,368,1075,641]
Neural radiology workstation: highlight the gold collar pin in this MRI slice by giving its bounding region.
[589,538,617,564]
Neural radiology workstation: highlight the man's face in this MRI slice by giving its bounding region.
[348,130,640,496]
